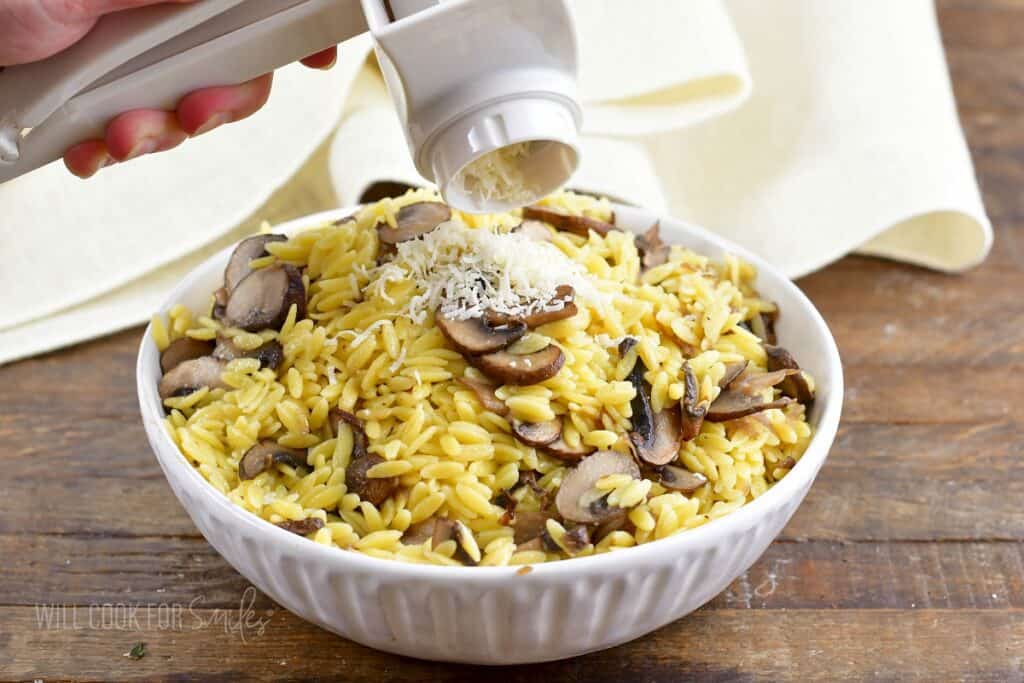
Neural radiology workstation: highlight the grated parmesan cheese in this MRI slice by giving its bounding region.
[372,218,601,324]
[456,142,540,206]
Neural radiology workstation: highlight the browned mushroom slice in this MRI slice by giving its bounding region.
[625,355,683,465]
[680,362,707,442]
[511,510,551,544]
[401,518,438,545]
[470,344,565,385]
[331,409,397,505]
[618,336,639,357]
[654,465,708,494]
[427,518,478,564]
[212,286,229,321]
[224,234,287,293]
[750,308,779,345]
[275,518,324,536]
[160,338,215,374]
[456,375,508,415]
[592,511,629,544]
[522,205,615,238]
[436,312,526,355]
[556,450,641,524]
[377,202,451,244]
[238,440,306,480]
[629,405,683,466]
[705,390,792,423]
[213,336,284,371]
[345,453,398,506]
[515,219,553,242]
[223,264,306,332]
[543,437,595,462]
[158,356,228,399]
[561,525,591,554]
[718,360,749,390]
[486,285,578,329]
[764,344,815,403]
[331,408,368,458]
[635,221,670,269]
[512,417,563,448]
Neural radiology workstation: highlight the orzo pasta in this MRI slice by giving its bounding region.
[153,189,814,566]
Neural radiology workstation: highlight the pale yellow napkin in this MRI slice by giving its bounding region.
[0,1,992,366]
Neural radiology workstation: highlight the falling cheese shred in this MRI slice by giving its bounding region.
[372,218,601,324]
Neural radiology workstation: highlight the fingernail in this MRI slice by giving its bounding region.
[93,154,115,174]
[192,113,230,136]
[125,137,158,160]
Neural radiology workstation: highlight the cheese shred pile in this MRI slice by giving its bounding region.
[372,218,601,324]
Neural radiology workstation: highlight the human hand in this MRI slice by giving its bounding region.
[0,0,337,177]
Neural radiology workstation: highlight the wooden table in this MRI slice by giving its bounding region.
[2,2,1022,680]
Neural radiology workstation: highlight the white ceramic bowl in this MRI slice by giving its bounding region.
[137,204,843,664]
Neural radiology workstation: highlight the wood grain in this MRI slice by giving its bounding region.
[3,609,1023,683]
[2,1,1023,680]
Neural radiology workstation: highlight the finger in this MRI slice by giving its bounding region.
[104,109,188,161]
[0,0,195,66]
[300,47,337,70]
[176,73,274,136]
[63,140,115,179]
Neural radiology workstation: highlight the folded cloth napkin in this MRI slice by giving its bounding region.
[0,1,991,365]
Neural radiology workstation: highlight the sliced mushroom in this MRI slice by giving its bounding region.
[733,369,798,396]
[629,405,683,466]
[377,201,451,244]
[635,221,670,270]
[436,312,526,355]
[765,345,815,403]
[719,361,749,390]
[428,518,477,564]
[470,344,565,385]
[654,464,708,494]
[750,308,779,346]
[625,355,683,465]
[555,450,641,524]
[592,511,629,544]
[331,409,397,505]
[238,440,306,480]
[158,356,228,399]
[543,437,596,462]
[618,336,638,356]
[330,408,368,458]
[213,336,284,371]
[402,518,438,545]
[275,518,324,536]
[522,205,615,238]
[680,362,707,442]
[561,525,591,554]
[224,234,287,293]
[515,219,553,242]
[705,390,792,423]
[160,338,215,374]
[212,286,229,321]
[485,285,578,329]
[344,453,398,506]
[456,375,508,415]
[512,417,563,448]
[512,510,551,544]
[224,264,306,332]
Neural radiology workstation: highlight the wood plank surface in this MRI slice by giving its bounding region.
[2,1,1023,681]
